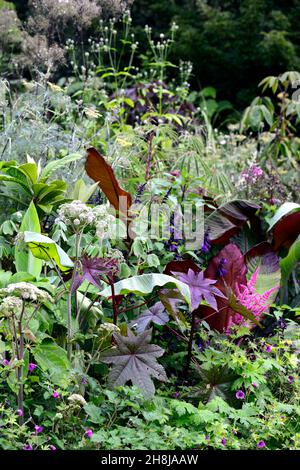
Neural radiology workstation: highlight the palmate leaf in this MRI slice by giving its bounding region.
[72,256,118,292]
[130,302,169,333]
[101,328,168,398]
[172,269,226,312]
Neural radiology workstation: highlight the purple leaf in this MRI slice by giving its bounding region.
[100,328,168,398]
[72,256,118,292]
[172,269,226,312]
[130,302,169,333]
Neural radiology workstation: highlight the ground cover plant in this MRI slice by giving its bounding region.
[0,5,299,452]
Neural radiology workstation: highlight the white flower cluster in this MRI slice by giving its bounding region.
[98,322,119,335]
[105,248,125,264]
[0,296,23,318]
[0,283,52,303]
[56,201,116,237]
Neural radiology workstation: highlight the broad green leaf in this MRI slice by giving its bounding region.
[24,231,74,271]
[69,179,99,203]
[280,237,300,288]
[41,153,83,180]
[19,163,38,184]
[0,269,12,288]
[15,202,42,278]
[33,341,71,387]
[100,273,191,309]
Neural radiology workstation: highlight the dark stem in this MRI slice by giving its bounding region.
[184,312,196,377]
[110,281,119,326]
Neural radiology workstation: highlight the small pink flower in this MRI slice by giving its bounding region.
[28,363,37,372]
[265,345,272,353]
[221,438,227,446]
[23,444,33,451]
[34,425,43,434]
[52,391,60,399]
[49,445,57,451]
[2,359,9,366]
[17,409,23,417]
[252,382,257,388]
[85,429,93,439]
[257,440,266,448]
[235,390,245,400]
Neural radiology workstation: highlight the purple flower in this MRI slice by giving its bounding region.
[85,429,93,439]
[82,377,88,385]
[265,345,272,353]
[17,409,23,417]
[28,363,37,372]
[52,391,60,399]
[173,391,180,398]
[205,435,210,440]
[257,440,266,448]
[2,359,9,366]
[34,425,43,434]
[252,382,257,388]
[49,445,57,451]
[201,231,211,254]
[23,444,33,451]
[288,375,294,384]
[221,438,227,446]
[216,258,228,277]
[236,390,245,400]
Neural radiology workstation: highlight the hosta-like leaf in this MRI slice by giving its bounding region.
[100,273,191,309]
[24,231,73,272]
[101,328,167,398]
[15,202,42,278]
[33,341,71,387]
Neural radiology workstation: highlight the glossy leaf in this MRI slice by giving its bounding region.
[15,201,43,278]
[85,147,132,213]
[100,273,191,308]
[24,231,73,272]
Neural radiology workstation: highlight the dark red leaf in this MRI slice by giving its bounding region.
[272,211,300,250]
[86,147,132,214]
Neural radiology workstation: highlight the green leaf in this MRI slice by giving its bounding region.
[69,179,99,203]
[280,237,300,289]
[33,341,71,387]
[19,163,38,184]
[15,202,42,278]
[41,153,83,181]
[100,273,191,309]
[24,231,74,272]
